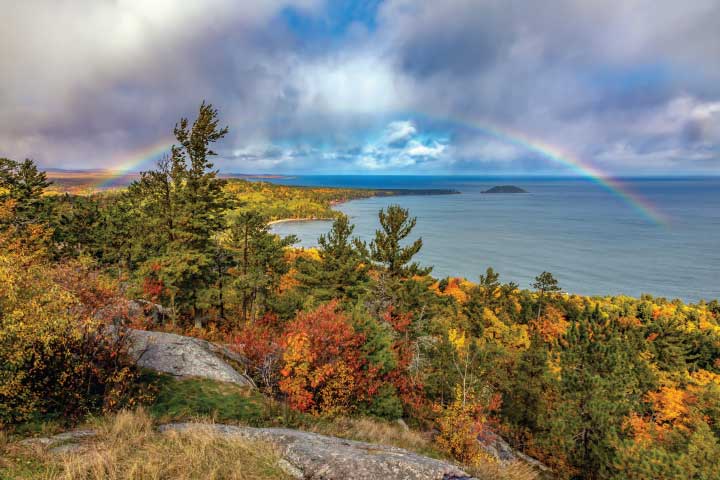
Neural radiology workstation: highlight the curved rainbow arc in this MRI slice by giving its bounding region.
[446,119,669,226]
[95,138,174,190]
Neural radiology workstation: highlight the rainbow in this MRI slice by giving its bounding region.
[442,118,669,226]
[91,120,669,225]
[94,138,175,190]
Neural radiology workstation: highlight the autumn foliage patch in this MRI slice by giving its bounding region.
[277,301,380,414]
[0,254,149,426]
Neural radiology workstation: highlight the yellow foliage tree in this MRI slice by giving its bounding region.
[434,385,497,467]
[0,252,146,425]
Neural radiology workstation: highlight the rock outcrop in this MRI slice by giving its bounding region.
[125,328,254,387]
[160,423,476,480]
[20,429,97,455]
[479,434,549,472]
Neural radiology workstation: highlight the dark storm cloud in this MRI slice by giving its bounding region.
[1,0,718,173]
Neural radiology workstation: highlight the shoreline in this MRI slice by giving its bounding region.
[268,187,460,227]
[267,217,334,226]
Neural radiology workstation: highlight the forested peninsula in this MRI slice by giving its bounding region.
[2,104,719,480]
[46,171,458,224]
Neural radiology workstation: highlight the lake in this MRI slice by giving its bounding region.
[268,176,720,302]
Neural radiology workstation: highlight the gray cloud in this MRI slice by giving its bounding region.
[1,0,718,174]
[373,0,720,173]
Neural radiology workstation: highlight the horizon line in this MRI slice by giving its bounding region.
[42,168,720,179]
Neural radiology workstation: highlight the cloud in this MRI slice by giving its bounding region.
[404,140,446,158]
[384,120,417,147]
[0,0,321,168]
[371,0,720,173]
[352,121,449,170]
[220,120,449,173]
[292,55,411,115]
[0,0,718,174]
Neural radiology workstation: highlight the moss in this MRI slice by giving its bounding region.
[147,375,274,426]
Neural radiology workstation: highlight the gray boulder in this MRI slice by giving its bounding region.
[160,423,476,480]
[20,429,97,455]
[125,328,255,387]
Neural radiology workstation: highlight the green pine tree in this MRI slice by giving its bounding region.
[0,158,53,251]
[296,215,369,301]
[0,158,51,223]
[370,205,430,278]
[224,211,296,324]
[551,316,654,479]
[126,102,230,325]
[533,271,561,321]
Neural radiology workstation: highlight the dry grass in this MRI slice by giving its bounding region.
[467,460,541,480]
[307,416,540,480]
[2,409,290,480]
[309,416,439,457]
[0,429,59,479]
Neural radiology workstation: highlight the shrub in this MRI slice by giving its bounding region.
[364,383,404,420]
[433,385,501,468]
[231,313,284,393]
[0,253,148,426]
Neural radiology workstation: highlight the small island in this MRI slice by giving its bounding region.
[482,185,528,194]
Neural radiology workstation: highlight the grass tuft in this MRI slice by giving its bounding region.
[2,409,290,480]
[307,416,441,458]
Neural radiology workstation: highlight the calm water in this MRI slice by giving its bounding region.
[268,176,720,302]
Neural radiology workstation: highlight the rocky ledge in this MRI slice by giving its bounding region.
[160,423,476,480]
[124,328,255,387]
[20,429,97,455]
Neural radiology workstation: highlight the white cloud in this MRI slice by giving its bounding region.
[405,140,446,157]
[384,120,417,145]
[292,55,411,115]
[1,0,718,173]
[0,0,320,167]
[350,120,450,170]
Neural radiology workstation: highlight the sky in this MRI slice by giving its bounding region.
[1,0,719,175]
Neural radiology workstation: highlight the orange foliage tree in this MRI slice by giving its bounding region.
[278,301,380,415]
[529,304,569,344]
